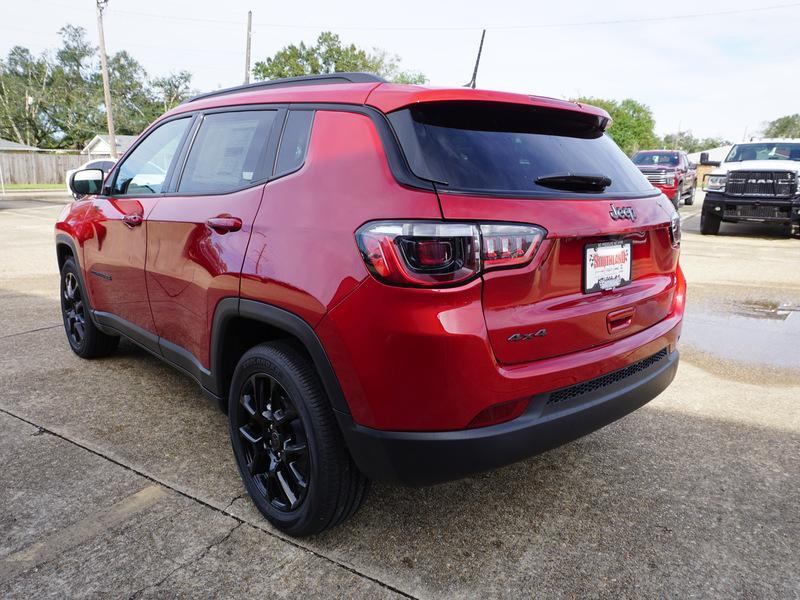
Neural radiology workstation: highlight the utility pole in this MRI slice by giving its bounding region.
[244,11,252,84]
[464,29,486,89]
[96,0,117,158]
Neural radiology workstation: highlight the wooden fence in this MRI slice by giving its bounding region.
[0,151,85,185]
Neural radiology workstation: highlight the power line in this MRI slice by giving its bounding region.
[104,2,800,31]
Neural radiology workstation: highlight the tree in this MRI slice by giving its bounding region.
[662,131,730,153]
[0,46,54,147]
[763,114,800,138]
[253,32,426,84]
[0,26,195,149]
[572,97,659,155]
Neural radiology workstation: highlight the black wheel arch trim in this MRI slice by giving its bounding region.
[55,234,99,329]
[214,298,350,414]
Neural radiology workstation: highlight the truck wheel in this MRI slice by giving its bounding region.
[684,182,695,206]
[228,342,369,536]
[60,257,119,358]
[700,211,721,235]
[672,184,682,209]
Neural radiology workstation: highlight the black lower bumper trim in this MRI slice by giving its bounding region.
[703,195,800,224]
[337,349,679,486]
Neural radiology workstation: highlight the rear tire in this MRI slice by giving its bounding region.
[60,257,119,358]
[228,342,369,536]
[700,211,721,235]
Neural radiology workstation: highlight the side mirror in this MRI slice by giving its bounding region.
[689,162,697,170]
[69,169,104,196]
[699,152,721,167]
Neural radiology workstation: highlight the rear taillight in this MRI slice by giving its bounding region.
[356,221,546,288]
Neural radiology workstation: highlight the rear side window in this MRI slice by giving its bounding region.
[274,110,314,176]
[388,102,653,197]
[179,110,277,194]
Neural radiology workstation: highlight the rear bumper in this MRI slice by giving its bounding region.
[338,348,679,486]
[703,193,800,224]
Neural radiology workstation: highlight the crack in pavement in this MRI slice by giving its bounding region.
[0,325,61,340]
[0,406,418,600]
[127,521,244,599]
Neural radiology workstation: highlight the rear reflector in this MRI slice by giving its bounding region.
[467,398,530,429]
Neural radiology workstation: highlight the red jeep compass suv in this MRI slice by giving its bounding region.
[58,73,685,536]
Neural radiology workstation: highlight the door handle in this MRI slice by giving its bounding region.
[206,215,242,234]
[123,213,143,227]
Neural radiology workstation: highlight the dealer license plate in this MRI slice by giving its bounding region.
[584,241,632,293]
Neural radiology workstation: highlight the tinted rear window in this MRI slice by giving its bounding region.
[388,102,653,197]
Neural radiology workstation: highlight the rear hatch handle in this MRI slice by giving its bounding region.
[607,306,635,333]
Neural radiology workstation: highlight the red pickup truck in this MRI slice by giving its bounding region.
[631,150,697,208]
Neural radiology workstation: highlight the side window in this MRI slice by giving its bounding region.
[111,118,190,195]
[178,110,277,194]
[275,110,314,176]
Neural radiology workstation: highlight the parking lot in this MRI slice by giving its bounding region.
[1,193,798,598]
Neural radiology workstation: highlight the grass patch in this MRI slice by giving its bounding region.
[2,183,65,190]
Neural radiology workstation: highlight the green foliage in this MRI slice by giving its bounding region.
[573,97,660,155]
[253,32,426,85]
[0,26,195,149]
[762,114,800,138]
[661,131,730,153]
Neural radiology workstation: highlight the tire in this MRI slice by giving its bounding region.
[684,182,695,206]
[228,342,369,536]
[700,211,721,235]
[60,257,119,358]
[672,183,682,209]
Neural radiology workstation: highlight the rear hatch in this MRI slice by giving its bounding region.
[388,100,680,364]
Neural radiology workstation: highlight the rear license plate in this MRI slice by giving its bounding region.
[584,240,632,293]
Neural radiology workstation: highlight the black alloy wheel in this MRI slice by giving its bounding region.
[236,373,310,511]
[62,271,86,348]
[228,342,369,536]
[59,257,119,358]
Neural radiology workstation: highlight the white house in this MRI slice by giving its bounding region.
[81,134,138,159]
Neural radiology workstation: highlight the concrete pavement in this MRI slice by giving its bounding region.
[1,196,798,598]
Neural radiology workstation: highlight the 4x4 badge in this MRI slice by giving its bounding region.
[609,205,637,221]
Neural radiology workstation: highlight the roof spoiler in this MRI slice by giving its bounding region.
[184,72,386,104]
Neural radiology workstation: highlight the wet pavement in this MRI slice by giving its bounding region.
[0,195,798,598]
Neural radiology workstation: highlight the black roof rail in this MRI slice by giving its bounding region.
[185,72,386,104]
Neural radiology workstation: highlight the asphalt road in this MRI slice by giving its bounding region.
[1,194,798,598]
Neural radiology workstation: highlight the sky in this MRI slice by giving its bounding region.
[2,0,799,142]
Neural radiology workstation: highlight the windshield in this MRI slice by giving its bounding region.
[725,143,800,162]
[631,151,680,166]
[388,102,653,197]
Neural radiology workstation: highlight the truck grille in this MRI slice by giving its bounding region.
[642,170,668,185]
[725,171,797,198]
[546,349,669,406]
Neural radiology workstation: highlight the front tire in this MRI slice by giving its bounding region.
[60,257,119,358]
[672,184,682,209]
[228,342,369,536]
[700,211,721,235]
[684,182,695,205]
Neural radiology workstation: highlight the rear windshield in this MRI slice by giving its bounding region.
[388,102,654,197]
